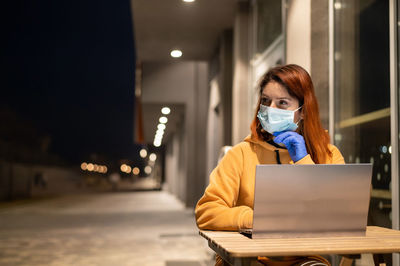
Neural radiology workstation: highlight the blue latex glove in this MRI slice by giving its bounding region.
[273,131,307,162]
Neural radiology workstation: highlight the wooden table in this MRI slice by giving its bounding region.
[200,226,400,266]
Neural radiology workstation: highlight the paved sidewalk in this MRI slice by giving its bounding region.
[0,191,214,266]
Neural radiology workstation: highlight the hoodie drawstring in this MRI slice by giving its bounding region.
[274,150,281,164]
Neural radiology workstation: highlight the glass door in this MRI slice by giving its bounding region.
[333,1,392,261]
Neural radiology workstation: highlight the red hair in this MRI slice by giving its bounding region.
[250,64,332,163]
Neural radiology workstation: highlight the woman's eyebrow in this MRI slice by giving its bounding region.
[262,94,291,100]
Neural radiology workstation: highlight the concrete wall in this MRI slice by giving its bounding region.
[142,61,208,207]
[0,161,84,200]
[230,0,331,146]
[286,0,330,129]
[232,1,251,145]
[141,1,332,208]
[30,165,83,196]
[218,31,233,147]
[311,0,330,129]
[0,161,32,200]
[165,123,183,198]
[192,63,208,207]
[205,30,234,188]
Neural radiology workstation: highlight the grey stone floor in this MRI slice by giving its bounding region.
[0,191,214,266]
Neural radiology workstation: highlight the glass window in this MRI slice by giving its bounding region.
[333,0,391,237]
[255,0,282,54]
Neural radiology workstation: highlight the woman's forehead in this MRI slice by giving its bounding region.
[262,81,292,98]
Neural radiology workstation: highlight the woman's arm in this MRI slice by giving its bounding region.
[195,145,253,230]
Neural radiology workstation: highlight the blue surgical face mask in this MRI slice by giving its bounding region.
[257,104,302,134]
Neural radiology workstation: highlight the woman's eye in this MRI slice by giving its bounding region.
[279,100,288,106]
[261,98,270,105]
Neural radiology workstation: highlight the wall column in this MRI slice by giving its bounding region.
[232,1,251,145]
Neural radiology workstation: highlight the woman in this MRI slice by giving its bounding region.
[195,64,345,266]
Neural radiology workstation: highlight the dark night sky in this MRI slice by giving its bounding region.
[1,0,137,163]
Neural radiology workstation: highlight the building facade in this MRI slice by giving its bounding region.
[227,0,399,264]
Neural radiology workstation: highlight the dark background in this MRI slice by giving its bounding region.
[1,0,137,165]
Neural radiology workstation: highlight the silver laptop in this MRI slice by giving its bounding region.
[241,164,372,239]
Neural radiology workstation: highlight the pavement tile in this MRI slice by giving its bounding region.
[0,191,214,266]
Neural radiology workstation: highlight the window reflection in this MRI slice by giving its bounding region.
[255,0,282,54]
[333,0,391,237]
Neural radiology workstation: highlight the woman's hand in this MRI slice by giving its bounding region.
[273,131,307,162]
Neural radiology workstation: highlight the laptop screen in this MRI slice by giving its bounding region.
[252,164,372,238]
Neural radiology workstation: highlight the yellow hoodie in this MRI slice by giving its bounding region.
[195,134,345,231]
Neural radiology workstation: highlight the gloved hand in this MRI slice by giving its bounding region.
[273,131,308,162]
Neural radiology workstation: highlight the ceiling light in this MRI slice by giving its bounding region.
[126,166,132,173]
[149,153,157,161]
[334,2,342,9]
[183,0,195,2]
[132,167,140,175]
[161,107,171,115]
[98,166,104,173]
[87,163,94,171]
[154,140,161,147]
[157,124,166,130]
[170,50,182,58]
[159,116,168,124]
[140,148,148,158]
[81,162,88,171]
[120,164,128,172]
[144,166,152,175]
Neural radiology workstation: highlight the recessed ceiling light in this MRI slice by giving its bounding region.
[161,107,171,115]
[132,167,140,175]
[140,149,148,158]
[170,50,182,58]
[149,153,157,161]
[144,166,152,175]
[120,164,128,172]
[154,140,161,147]
[159,116,168,124]
[183,0,195,2]
[81,162,88,170]
[87,163,94,171]
[334,2,342,9]
[156,129,164,135]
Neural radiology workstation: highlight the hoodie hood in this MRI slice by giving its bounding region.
[244,134,287,152]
